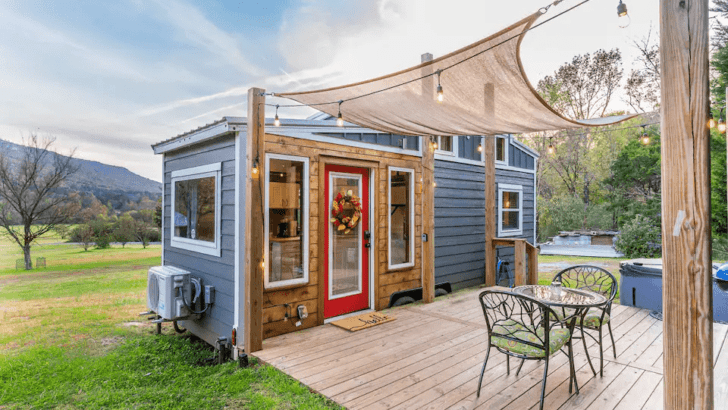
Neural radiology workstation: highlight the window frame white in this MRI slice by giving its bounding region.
[498,183,523,237]
[495,136,509,165]
[436,136,457,156]
[170,162,222,257]
[264,154,310,289]
[388,166,415,270]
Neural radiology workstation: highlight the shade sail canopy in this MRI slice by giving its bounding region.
[278,11,634,136]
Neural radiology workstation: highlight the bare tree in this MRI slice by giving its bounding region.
[0,135,79,269]
[711,0,728,48]
[537,49,623,120]
[624,29,660,113]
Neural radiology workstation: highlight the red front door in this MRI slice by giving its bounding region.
[324,165,370,319]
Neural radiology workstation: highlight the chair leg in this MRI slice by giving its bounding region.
[598,326,604,377]
[539,357,549,410]
[581,325,596,376]
[476,347,491,398]
[516,358,525,376]
[568,338,579,395]
[608,321,617,358]
[506,355,510,375]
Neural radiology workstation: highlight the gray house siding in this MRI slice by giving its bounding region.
[162,133,237,345]
[434,160,486,290]
[316,132,419,150]
[434,136,537,291]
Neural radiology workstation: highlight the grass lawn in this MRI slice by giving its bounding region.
[0,233,342,409]
[536,255,624,302]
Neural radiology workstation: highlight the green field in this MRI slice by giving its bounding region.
[0,231,342,409]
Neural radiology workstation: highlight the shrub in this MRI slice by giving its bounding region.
[70,224,95,251]
[538,195,615,242]
[94,234,111,249]
[615,214,662,258]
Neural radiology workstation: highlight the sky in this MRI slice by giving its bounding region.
[0,0,662,182]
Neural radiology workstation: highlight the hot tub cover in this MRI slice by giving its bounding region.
[278,11,635,136]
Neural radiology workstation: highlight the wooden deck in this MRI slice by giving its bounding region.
[253,286,728,409]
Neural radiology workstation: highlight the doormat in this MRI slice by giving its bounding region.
[330,312,396,332]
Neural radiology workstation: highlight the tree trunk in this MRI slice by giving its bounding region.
[23,245,32,270]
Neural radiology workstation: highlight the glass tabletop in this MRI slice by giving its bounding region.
[512,285,607,308]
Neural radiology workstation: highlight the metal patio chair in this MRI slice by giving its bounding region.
[476,290,578,410]
[552,265,618,377]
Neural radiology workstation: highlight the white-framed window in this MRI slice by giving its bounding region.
[388,167,415,270]
[264,154,310,289]
[495,136,508,165]
[436,136,456,156]
[498,183,523,237]
[170,163,222,256]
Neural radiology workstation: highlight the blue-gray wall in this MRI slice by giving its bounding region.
[316,132,419,150]
[163,133,236,345]
[434,136,536,290]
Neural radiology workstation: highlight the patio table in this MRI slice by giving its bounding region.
[512,284,607,393]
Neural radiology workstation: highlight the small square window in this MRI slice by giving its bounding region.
[436,136,455,155]
[498,184,522,236]
[495,136,508,164]
[170,163,221,256]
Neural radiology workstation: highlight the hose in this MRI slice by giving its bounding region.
[173,320,187,334]
[178,281,210,315]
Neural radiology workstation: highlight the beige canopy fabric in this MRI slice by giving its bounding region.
[278,11,634,136]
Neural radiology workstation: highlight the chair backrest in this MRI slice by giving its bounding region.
[553,265,618,302]
[478,289,556,352]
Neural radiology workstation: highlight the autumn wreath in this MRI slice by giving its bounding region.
[330,190,362,234]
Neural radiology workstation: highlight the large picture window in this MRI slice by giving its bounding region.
[170,163,221,256]
[498,184,523,236]
[265,154,309,288]
[388,167,415,269]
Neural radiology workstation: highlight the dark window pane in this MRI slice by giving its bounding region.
[502,211,520,230]
[502,191,519,210]
[439,136,453,152]
[174,176,216,242]
[496,137,506,161]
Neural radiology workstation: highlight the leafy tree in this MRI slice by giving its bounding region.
[72,224,94,251]
[53,224,70,240]
[87,216,113,249]
[0,135,79,269]
[154,198,162,229]
[132,210,156,248]
[113,214,136,248]
[711,0,728,48]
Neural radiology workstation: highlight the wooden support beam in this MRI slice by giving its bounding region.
[513,239,526,287]
[527,242,538,285]
[484,135,496,287]
[420,53,435,304]
[245,87,265,353]
[660,1,713,408]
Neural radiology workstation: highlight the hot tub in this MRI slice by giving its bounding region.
[620,259,728,322]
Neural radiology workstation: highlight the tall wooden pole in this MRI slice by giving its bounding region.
[484,135,496,287]
[245,87,265,353]
[420,53,435,303]
[660,0,713,408]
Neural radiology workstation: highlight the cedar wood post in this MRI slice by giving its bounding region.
[245,88,265,353]
[660,0,713,408]
[484,136,496,286]
[420,52,435,303]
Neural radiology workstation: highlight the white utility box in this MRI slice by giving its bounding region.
[147,265,191,320]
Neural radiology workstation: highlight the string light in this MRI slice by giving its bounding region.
[709,111,717,129]
[336,100,344,127]
[547,137,555,154]
[640,125,650,145]
[617,1,630,28]
[477,143,483,152]
[436,70,444,103]
[720,115,727,134]
[251,156,260,178]
[274,105,280,127]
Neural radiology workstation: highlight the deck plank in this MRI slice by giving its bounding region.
[614,371,663,410]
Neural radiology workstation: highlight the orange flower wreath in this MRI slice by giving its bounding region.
[330,190,362,234]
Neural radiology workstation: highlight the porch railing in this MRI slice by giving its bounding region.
[491,238,539,286]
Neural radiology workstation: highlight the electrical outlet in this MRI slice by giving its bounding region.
[204,286,215,305]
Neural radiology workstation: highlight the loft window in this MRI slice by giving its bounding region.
[498,184,523,236]
[388,167,415,269]
[265,154,310,288]
[170,163,221,256]
[436,136,455,155]
[495,136,508,164]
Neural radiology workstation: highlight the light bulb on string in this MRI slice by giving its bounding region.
[709,112,717,129]
[336,100,344,127]
[477,143,483,152]
[617,1,630,28]
[436,70,444,103]
[547,138,555,154]
[274,105,280,127]
[640,125,650,145]
[720,117,727,134]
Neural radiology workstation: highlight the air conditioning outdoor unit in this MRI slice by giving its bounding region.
[147,265,191,320]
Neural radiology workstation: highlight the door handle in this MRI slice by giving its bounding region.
[364,231,371,248]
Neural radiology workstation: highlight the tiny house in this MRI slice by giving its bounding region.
[151,114,537,352]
